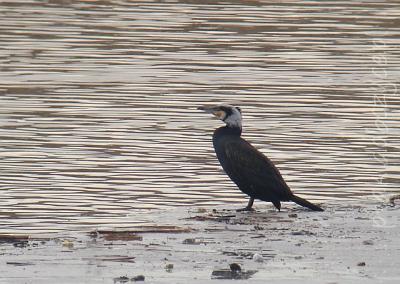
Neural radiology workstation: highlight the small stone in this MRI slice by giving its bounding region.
[389,194,400,205]
[252,253,264,263]
[288,213,298,218]
[294,256,303,260]
[183,238,196,244]
[13,241,28,248]
[131,275,145,281]
[291,230,314,236]
[165,263,174,272]
[62,240,74,249]
[114,276,129,283]
[357,262,366,266]
[362,240,374,245]
[229,263,241,272]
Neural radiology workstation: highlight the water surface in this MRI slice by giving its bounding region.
[0,0,399,234]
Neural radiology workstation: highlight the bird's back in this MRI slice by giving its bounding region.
[213,127,293,203]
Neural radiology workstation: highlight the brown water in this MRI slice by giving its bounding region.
[0,0,399,234]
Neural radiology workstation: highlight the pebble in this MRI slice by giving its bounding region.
[165,263,174,272]
[114,276,129,283]
[62,240,74,249]
[252,253,264,262]
[183,238,196,244]
[131,275,145,281]
[229,263,241,272]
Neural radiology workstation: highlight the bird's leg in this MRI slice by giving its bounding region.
[236,197,255,212]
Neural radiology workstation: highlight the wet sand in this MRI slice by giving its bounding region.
[1,199,399,284]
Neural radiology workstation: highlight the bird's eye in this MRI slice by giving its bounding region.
[235,107,241,113]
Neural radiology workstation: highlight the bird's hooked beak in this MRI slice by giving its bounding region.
[197,106,226,120]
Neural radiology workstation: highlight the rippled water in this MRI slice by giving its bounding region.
[1,0,399,234]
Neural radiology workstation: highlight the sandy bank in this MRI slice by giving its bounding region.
[1,200,399,283]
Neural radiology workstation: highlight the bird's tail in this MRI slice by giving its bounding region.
[291,194,324,211]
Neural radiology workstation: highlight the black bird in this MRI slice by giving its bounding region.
[198,104,323,212]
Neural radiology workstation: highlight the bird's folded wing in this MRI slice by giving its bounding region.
[224,139,291,199]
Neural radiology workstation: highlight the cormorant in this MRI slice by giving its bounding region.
[198,104,323,212]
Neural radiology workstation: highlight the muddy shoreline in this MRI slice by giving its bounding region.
[1,200,399,283]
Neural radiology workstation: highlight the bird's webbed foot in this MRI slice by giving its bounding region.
[236,206,255,212]
[236,197,255,212]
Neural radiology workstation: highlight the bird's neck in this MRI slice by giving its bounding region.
[217,125,242,136]
[224,116,242,129]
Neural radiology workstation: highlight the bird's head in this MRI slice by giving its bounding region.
[198,104,242,129]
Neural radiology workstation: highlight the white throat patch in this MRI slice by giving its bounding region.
[224,107,242,128]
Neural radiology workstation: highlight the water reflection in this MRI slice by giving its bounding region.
[0,0,399,234]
